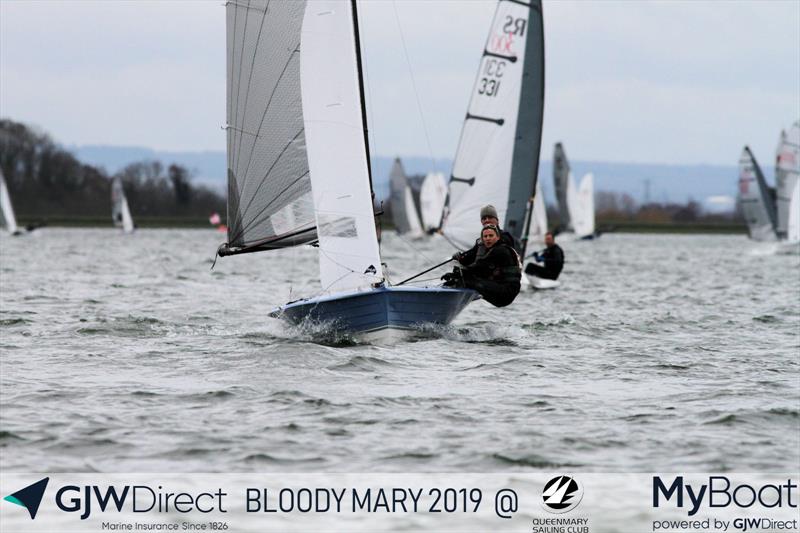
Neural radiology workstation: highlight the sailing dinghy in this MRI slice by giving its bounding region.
[0,169,23,236]
[775,121,799,241]
[111,176,135,233]
[441,0,545,255]
[738,146,778,242]
[777,178,799,254]
[218,0,477,342]
[388,158,424,238]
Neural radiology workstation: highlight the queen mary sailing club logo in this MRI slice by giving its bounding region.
[541,475,584,514]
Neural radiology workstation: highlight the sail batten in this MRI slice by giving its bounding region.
[442,0,544,251]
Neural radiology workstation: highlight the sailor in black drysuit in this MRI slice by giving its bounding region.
[442,225,522,307]
[524,232,564,280]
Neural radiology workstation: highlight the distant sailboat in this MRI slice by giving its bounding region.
[441,0,545,258]
[0,169,23,236]
[777,179,799,254]
[775,120,800,240]
[388,158,424,238]
[218,0,477,342]
[738,146,778,242]
[419,171,447,233]
[111,176,134,233]
[527,180,548,245]
[554,144,595,240]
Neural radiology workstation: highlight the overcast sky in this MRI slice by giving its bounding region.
[1,0,798,166]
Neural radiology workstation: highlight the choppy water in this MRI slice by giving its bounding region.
[1,229,798,473]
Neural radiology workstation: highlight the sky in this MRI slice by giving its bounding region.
[1,0,798,166]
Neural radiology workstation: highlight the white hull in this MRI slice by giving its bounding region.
[526,275,561,290]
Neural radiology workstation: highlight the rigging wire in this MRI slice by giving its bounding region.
[391,0,440,175]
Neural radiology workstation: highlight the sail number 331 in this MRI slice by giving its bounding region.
[478,59,505,98]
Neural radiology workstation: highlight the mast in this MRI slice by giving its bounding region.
[350,0,373,196]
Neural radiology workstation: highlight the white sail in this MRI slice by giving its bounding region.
[419,172,447,231]
[572,172,594,238]
[221,0,316,255]
[403,184,424,237]
[442,0,545,250]
[787,178,800,244]
[111,176,134,233]
[738,147,778,242]
[528,179,547,244]
[0,170,20,235]
[300,0,383,294]
[775,120,800,239]
[388,158,422,236]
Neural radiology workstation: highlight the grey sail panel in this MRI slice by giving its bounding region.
[222,0,316,255]
[506,0,545,250]
[553,142,571,231]
[738,147,777,242]
[388,158,419,235]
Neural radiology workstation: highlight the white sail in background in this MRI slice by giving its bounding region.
[775,120,800,239]
[442,0,545,250]
[0,170,21,235]
[419,171,447,232]
[111,176,134,233]
[553,142,572,232]
[388,158,422,236]
[738,147,778,242]
[787,179,800,244]
[221,0,316,255]
[528,179,548,244]
[300,0,383,293]
[571,172,595,238]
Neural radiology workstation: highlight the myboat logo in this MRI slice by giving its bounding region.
[4,477,49,519]
[541,475,584,514]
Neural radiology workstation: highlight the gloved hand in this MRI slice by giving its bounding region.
[533,252,542,262]
[452,252,464,261]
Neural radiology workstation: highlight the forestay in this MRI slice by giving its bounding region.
[553,142,572,232]
[389,158,423,236]
[738,147,778,242]
[111,177,134,233]
[775,120,800,239]
[300,0,383,293]
[222,0,316,255]
[0,170,20,235]
[419,172,447,231]
[442,0,545,250]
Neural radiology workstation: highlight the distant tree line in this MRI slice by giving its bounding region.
[0,119,225,221]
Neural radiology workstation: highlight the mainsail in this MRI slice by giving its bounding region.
[570,173,595,238]
[389,158,423,236]
[442,0,545,251]
[787,179,800,244]
[528,179,547,244]
[111,176,134,233]
[299,0,383,294]
[553,142,572,232]
[0,169,21,235]
[738,146,778,242]
[775,120,800,239]
[220,0,316,255]
[419,171,447,232]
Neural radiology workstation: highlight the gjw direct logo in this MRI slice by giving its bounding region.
[4,477,49,519]
[541,475,584,514]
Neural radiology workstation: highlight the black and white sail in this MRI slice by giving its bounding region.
[775,120,800,239]
[738,146,778,242]
[553,142,572,232]
[442,0,545,251]
[221,0,316,255]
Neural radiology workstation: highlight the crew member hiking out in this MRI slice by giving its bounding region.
[442,225,522,307]
[524,232,564,281]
